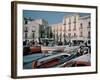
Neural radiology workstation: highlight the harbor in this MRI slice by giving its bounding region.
[23,44,91,69]
[23,12,91,69]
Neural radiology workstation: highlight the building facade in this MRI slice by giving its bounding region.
[50,13,91,45]
[49,23,63,43]
[23,18,48,42]
[23,13,91,46]
[79,15,91,41]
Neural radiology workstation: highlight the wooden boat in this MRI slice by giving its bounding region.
[41,46,65,54]
[23,46,41,55]
[30,46,41,53]
[32,53,70,68]
[59,54,91,67]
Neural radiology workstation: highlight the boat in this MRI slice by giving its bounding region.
[41,46,65,54]
[30,46,41,53]
[32,53,71,68]
[23,45,65,55]
[23,46,42,55]
[59,53,91,67]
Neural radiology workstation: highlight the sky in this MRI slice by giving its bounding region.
[23,10,90,24]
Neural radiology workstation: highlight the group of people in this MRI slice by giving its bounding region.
[76,44,91,57]
[23,39,51,47]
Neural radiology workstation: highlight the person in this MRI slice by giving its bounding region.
[46,40,49,46]
[23,41,26,46]
[32,40,35,45]
[85,42,87,46]
[77,48,81,56]
[77,46,83,56]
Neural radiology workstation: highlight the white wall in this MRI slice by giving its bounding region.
[0,0,100,80]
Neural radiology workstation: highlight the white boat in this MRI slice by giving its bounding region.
[41,46,65,54]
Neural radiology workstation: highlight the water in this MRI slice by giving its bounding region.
[23,53,45,69]
[23,47,78,69]
[23,53,45,63]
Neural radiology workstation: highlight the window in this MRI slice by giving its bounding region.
[25,20,27,24]
[73,17,76,23]
[88,31,90,38]
[88,22,91,28]
[73,17,76,30]
[63,33,66,38]
[74,33,76,37]
[32,32,35,38]
[80,23,83,29]
[63,19,66,25]
[73,24,76,31]
[32,30,35,38]
[80,32,83,37]
[68,18,71,31]
[68,25,71,31]
[25,33,27,39]
[24,27,28,32]
[24,27,28,39]
[68,18,71,24]
[68,33,71,38]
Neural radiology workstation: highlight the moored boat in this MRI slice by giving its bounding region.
[32,53,71,68]
[59,54,91,67]
[23,46,42,55]
[41,46,65,54]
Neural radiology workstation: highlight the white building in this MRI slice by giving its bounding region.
[50,13,91,45]
[63,14,80,43]
[23,18,48,42]
[49,23,63,43]
[23,13,91,46]
[79,15,91,41]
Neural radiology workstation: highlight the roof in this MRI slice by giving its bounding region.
[79,15,91,20]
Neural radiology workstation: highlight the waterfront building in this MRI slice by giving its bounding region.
[79,15,91,44]
[23,13,91,46]
[49,23,63,43]
[50,13,91,45]
[23,18,48,43]
[62,14,80,44]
